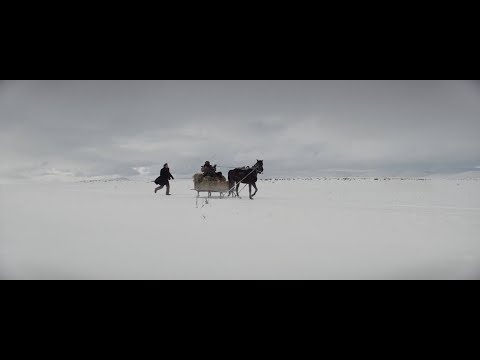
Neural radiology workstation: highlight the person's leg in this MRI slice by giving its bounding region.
[166,182,170,195]
[155,185,164,194]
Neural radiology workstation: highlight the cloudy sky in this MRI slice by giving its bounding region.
[0,80,479,181]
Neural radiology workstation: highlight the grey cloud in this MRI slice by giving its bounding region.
[1,80,479,181]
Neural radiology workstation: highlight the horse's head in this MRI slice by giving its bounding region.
[255,160,264,174]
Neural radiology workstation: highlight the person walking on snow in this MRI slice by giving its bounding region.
[155,163,174,195]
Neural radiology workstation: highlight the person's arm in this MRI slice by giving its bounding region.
[169,171,174,180]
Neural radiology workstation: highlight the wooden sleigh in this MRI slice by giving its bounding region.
[192,173,231,198]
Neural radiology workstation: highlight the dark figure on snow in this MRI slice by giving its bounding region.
[155,163,174,195]
[228,160,264,199]
[201,161,217,178]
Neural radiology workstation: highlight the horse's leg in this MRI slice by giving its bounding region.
[236,183,240,197]
[249,184,253,199]
[230,182,236,197]
[252,183,258,197]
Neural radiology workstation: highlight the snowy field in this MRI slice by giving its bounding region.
[1,178,479,279]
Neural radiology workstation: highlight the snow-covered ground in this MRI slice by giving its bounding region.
[1,178,479,279]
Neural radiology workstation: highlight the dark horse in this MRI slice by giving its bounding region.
[228,160,264,199]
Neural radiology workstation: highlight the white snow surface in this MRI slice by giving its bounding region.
[1,178,479,279]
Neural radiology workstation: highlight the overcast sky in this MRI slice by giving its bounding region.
[1,80,479,181]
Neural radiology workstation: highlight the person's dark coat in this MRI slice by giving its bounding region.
[202,164,217,177]
[155,167,174,186]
